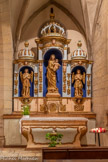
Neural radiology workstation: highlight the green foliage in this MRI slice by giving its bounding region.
[22,105,30,115]
[46,132,63,147]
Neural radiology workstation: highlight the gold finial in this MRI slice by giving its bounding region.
[77,40,82,48]
[24,41,29,47]
[50,8,55,21]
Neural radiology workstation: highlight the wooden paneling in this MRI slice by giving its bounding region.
[43,147,108,160]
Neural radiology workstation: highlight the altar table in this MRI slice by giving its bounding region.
[20,117,88,148]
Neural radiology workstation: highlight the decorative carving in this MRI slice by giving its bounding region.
[34,79,38,86]
[63,65,67,93]
[42,47,64,57]
[39,84,42,92]
[40,97,66,113]
[73,98,84,111]
[63,76,66,83]
[87,90,91,96]
[40,8,66,38]
[40,105,44,112]
[39,77,42,82]
[38,64,43,94]
[67,73,71,80]
[14,73,18,95]
[18,62,24,69]
[74,104,84,111]
[34,88,38,94]
[19,98,32,104]
[87,74,91,80]
[14,88,18,95]
[67,88,70,95]
[67,80,70,87]
[40,104,46,112]
[63,68,66,73]
[43,43,64,49]
[52,39,56,45]
[87,80,90,87]
[63,84,66,93]
[71,61,88,71]
[60,103,66,112]
[73,97,85,104]
[14,80,18,86]
[49,103,57,112]
[34,73,38,77]
[14,73,18,79]
[66,73,71,95]
[86,74,91,96]
[40,99,47,112]
[34,72,38,96]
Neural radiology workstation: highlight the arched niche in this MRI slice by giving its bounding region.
[71,66,86,97]
[43,48,62,97]
[19,66,34,97]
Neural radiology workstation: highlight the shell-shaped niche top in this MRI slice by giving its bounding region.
[40,8,66,38]
[18,42,35,60]
[72,41,87,60]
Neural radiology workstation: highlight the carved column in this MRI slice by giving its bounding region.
[34,64,38,97]
[14,64,19,97]
[38,62,43,97]
[86,64,92,97]
[62,62,67,97]
[66,62,71,97]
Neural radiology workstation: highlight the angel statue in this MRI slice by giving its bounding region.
[20,68,33,97]
[72,69,85,98]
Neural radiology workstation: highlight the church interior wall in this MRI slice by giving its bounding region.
[92,0,108,146]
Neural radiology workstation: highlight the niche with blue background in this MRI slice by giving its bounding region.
[43,48,62,97]
[71,66,86,97]
[19,66,34,97]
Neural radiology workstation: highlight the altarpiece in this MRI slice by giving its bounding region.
[7,8,96,148]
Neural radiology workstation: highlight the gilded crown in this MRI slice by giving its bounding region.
[40,8,66,38]
[72,41,87,60]
[18,42,35,60]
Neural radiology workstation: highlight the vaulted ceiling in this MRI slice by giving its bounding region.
[9,0,85,41]
[9,0,100,54]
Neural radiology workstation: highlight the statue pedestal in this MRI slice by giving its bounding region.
[44,92,64,113]
[40,94,66,113]
[46,97,61,113]
[46,92,61,98]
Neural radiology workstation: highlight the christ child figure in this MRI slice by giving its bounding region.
[53,59,61,71]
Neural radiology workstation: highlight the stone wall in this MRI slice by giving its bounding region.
[92,0,108,146]
[0,0,13,146]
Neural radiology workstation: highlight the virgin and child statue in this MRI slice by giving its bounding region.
[46,54,61,96]
[20,69,33,98]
